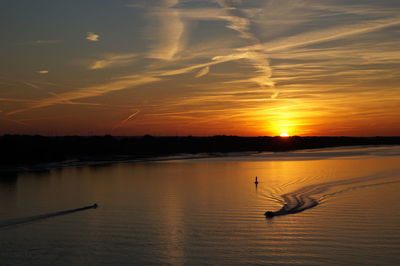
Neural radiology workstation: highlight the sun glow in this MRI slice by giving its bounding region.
[280,132,289,137]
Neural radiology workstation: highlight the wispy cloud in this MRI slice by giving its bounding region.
[8,76,160,115]
[0,116,29,126]
[89,54,137,70]
[271,91,280,99]
[0,97,37,103]
[252,17,400,53]
[4,1,400,135]
[22,40,62,45]
[216,1,275,88]
[195,66,210,78]
[86,32,100,42]
[150,1,275,88]
[156,13,400,88]
[146,0,185,60]
[36,70,49,74]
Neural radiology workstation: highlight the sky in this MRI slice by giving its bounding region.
[0,0,399,136]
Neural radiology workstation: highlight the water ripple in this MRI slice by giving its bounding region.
[265,169,400,218]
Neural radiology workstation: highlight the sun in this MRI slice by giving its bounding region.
[280,132,289,137]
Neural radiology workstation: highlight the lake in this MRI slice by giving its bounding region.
[1,146,400,265]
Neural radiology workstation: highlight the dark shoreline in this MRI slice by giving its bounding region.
[1,135,400,172]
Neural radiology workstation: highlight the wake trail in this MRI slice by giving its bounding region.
[319,180,400,203]
[0,204,98,229]
[259,175,322,205]
[265,169,400,218]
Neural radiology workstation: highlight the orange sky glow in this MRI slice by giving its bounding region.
[1,1,399,136]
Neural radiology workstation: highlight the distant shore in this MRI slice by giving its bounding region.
[1,135,400,172]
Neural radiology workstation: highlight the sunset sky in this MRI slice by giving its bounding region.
[1,0,399,136]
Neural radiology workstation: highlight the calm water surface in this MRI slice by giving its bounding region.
[1,146,400,265]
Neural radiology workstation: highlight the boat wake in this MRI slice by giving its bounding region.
[265,169,400,218]
[0,204,98,229]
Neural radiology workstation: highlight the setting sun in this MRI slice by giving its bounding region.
[280,133,290,137]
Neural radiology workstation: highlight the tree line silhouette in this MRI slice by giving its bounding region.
[1,134,399,167]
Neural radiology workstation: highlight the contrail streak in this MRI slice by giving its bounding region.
[112,110,141,132]
[120,110,140,125]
